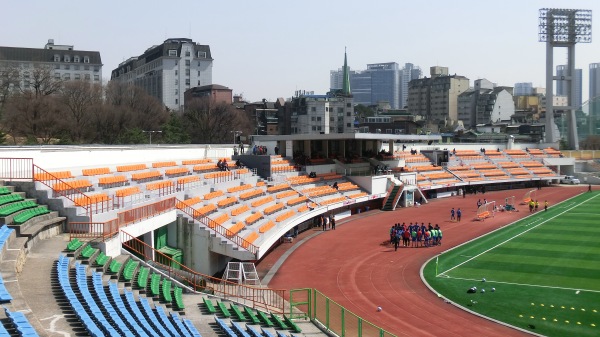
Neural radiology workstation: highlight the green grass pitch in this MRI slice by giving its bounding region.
[424,191,600,337]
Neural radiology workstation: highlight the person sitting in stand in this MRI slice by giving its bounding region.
[216,159,223,170]
[332,181,339,190]
[235,159,243,168]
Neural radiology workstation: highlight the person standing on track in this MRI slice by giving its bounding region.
[544,200,548,211]
[436,224,442,245]
[456,208,462,222]
[450,207,456,221]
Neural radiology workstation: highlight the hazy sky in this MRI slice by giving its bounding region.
[5,0,600,102]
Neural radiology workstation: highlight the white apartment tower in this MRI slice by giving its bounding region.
[111,38,213,111]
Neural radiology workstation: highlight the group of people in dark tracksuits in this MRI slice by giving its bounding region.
[388,222,442,251]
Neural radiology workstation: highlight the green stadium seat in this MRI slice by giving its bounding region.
[66,238,83,252]
[13,206,50,225]
[257,310,274,327]
[136,267,150,289]
[109,259,122,274]
[94,251,110,267]
[230,303,247,321]
[270,313,289,329]
[203,297,217,314]
[0,200,37,217]
[122,259,139,282]
[217,301,231,318]
[284,315,302,333]
[0,194,22,206]
[174,287,185,310]
[161,279,172,302]
[80,244,98,259]
[150,274,161,296]
[0,187,11,195]
[243,306,261,324]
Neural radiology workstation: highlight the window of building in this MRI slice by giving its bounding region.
[185,69,190,76]
[94,75,99,81]
[175,70,178,75]
[311,117,316,121]
[185,79,190,85]
[168,49,177,56]
[64,65,70,70]
[93,66,99,72]
[316,117,321,121]
[347,123,352,127]
[54,73,61,79]
[55,64,60,69]
[74,56,80,63]
[346,112,351,116]
[317,126,322,131]
[175,79,178,85]
[312,126,316,131]
[84,65,89,71]
[175,89,178,95]
[83,56,89,63]
[338,107,344,113]
[64,55,70,62]
[197,80,201,85]
[84,74,90,80]
[185,60,190,66]
[197,51,206,58]
[74,74,80,80]
[175,98,178,105]
[74,65,80,70]
[185,51,190,57]
[197,70,201,76]
[311,107,316,112]
[330,117,334,122]
[54,54,60,62]
[346,103,351,107]
[63,73,70,80]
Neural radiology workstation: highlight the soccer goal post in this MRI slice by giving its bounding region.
[521,189,536,204]
[505,196,516,211]
[476,201,496,221]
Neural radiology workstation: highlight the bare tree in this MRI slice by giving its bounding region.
[60,80,102,142]
[4,92,65,144]
[184,97,250,144]
[29,66,63,98]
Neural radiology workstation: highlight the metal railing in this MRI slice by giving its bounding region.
[289,288,397,337]
[176,200,259,257]
[120,230,285,313]
[68,219,118,241]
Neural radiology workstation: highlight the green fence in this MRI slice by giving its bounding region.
[290,288,396,337]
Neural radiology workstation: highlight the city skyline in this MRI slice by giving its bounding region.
[4,0,600,103]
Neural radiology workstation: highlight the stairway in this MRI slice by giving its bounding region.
[382,184,403,211]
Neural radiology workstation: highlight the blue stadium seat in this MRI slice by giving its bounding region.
[231,321,251,337]
[90,272,137,337]
[107,281,152,337]
[246,324,263,337]
[124,289,170,337]
[183,318,203,337]
[139,297,177,337]
[56,256,103,337]
[277,331,289,337]
[261,328,277,337]
[170,312,193,337]
[214,316,237,337]
[155,305,181,337]
[3,307,39,337]
[0,225,14,249]
[0,278,13,303]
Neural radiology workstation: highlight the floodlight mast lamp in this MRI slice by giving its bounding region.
[539,8,592,150]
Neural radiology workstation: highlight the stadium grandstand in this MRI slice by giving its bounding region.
[0,133,582,336]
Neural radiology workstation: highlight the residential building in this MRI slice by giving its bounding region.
[184,84,232,105]
[556,65,582,110]
[0,39,102,91]
[292,51,354,134]
[111,38,212,111]
[399,63,422,109]
[407,66,469,129]
[457,79,514,129]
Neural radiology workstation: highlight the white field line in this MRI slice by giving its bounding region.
[565,212,599,216]
[440,275,600,294]
[439,193,600,277]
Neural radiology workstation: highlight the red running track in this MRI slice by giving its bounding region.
[268,185,589,337]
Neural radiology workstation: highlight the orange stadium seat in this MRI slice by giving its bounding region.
[82,167,111,176]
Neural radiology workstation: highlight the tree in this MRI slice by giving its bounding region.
[4,91,65,144]
[60,80,103,142]
[162,112,190,144]
[184,97,249,144]
[354,104,375,119]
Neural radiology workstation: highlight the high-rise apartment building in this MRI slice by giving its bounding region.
[399,63,422,109]
[556,65,582,110]
[589,63,600,136]
[407,67,469,127]
[0,39,102,90]
[111,38,212,111]
[330,61,421,109]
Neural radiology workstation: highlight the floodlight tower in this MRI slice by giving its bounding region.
[539,8,592,150]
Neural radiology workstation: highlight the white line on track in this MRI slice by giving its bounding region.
[438,193,600,277]
[439,275,600,294]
